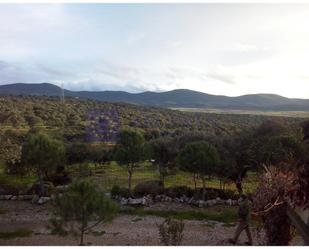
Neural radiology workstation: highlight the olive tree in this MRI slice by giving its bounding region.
[50,179,118,245]
[177,141,220,200]
[149,137,177,188]
[0,133,22,173]
[114,129,147,196]
[21,133,65,196]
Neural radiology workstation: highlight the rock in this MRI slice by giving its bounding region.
[217,199,225,205]
[120,198,128,205]
[154,195,161,202]
[141,197,149,206]
[28,182,55,196]
[128,198,143,206]
[232,200,238,205]
[226,199,232,206]
[31,195,40,204]
[143,196,153,206]
[182,195,189,202]
[133,180,164,197]
[198,200,205,208]
[166,196,173,202]
[38,197,51,205]
[206,199,216,206]
[18,195,33,200]
[4,195,13,200]
[11,196,17,200]
[55,185,70,192]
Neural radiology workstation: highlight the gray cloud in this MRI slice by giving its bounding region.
[206,72,236,85]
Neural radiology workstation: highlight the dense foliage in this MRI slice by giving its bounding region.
[50,178,118,245]
[0,95,304,142]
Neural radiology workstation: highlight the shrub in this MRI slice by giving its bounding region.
[157,218,185,245]
[0,229,32,240]
[133,180,164,197]
[50,179,118,245]
[110,185,130,198]
[165,186,194,198]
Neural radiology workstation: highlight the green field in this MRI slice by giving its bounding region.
[80,162,258,193]
[171,107,309,118]
[0,161,258,194]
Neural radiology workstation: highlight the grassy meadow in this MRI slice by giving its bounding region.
[0,160,258,194]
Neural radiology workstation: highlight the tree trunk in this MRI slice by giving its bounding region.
[235,178,243,195]
[159,163,165,188]
[128,164,133,197]
[202,176,206,201]
[193,173,197,191]
[38,169,44,197]
[80,227,84,246]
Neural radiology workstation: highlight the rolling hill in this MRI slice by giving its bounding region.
[1,82,309,111]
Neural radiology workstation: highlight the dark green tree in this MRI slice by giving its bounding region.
[66,143,92,165]
[21,133,65,196]
[150,137,178,187]
[177,141,220,200]
[114,129,148,196]
[50,179,118,245]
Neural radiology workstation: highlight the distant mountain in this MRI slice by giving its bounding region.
[1,82,309,111]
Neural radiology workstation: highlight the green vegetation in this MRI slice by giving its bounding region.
[0,96,304,141]
[177,141,220,200]
[121,205,238,223]
[172,107,309,118]
[21,133,65,196]
[114,129,148,196]
[50,178,118,246]
[1,95,309,246]
[91,162,257,193]
[0,229,33,240]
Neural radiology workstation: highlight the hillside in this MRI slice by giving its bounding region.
[1,83,309,111]
[0,95,303,142]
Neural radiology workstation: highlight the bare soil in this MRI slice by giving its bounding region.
[0,200,303,246]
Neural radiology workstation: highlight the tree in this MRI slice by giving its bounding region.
[50,179,118,245]
[217,135,253,194]
[66,142,92,165]
[114,129,147,196]
[21,133,65,196]
[177,141,220,200]
[0,133,22,172]
[248,134,303,169]
[149,137,178,187]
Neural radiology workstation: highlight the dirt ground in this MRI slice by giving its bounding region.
[0,200,303,246]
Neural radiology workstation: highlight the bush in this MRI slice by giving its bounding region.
[110,185,130,198]
[157,218,185,245]
[28,181,55,196]
[194,187,238,200]
[50,179,118,246]
[133,180,164,197]
[219,189,239,200]
[165,186,194,198]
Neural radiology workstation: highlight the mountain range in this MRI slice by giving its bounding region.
[1,83,309,111]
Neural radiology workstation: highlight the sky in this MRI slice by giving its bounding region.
[1,4,309,98]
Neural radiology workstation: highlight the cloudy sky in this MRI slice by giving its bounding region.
[1,4,309,98]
